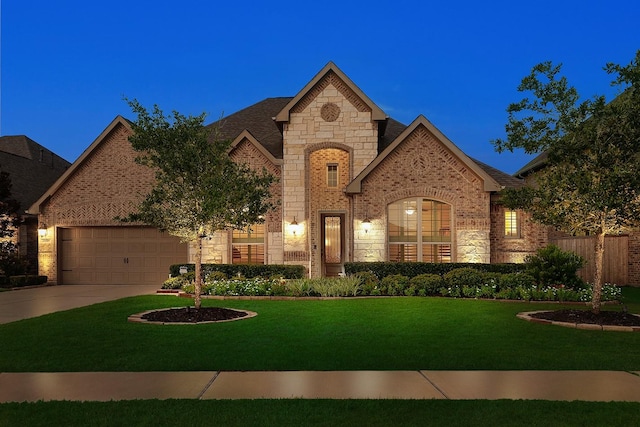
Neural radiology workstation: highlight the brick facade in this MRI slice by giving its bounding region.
[354,124,492,264]
[36,62,609,285]
[37,120,156,283]
[489,199,549,263]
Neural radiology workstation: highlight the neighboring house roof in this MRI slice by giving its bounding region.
[513,151,548,178]
[0,135,71,215]
[28,116,132,214]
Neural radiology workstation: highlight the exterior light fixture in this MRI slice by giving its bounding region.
[362,218,372,233]
[291,217,299,235]
[38,223,48,237]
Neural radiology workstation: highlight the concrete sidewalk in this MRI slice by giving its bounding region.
[1,370,639,402]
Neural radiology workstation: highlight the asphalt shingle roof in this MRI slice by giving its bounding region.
[207,97,520,190]
[0,135,71,214]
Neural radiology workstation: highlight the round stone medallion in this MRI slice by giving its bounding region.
[321,103,340,122]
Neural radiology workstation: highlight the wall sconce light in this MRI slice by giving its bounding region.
[291,217,299,236]
[38,223,48,237]
[362,217,372,234]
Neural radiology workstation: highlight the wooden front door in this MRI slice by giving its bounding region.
[321,214,344,277]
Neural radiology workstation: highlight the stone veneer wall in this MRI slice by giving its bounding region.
[37,123,156,283]
[353,124,491,263]
[281,72,379,275]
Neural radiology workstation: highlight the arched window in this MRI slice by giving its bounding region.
[388,198,451,262]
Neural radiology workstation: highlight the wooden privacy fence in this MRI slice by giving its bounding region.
[551,235,628,285]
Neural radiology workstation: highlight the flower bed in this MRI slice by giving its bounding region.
[163,269,621,302]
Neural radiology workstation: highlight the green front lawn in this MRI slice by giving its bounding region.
[0,288,639,372]
[2,400,640,427]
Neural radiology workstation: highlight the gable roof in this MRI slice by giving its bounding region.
[274,62,387,124]
[27,116,132,214]
[345,115,504,193]
[229,130,283,165]
[0,135,71,215]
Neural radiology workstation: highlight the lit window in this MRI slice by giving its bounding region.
[504,210,520,238]
[327,164,338,188]
[388,198,451,263]
[232,224,265,264]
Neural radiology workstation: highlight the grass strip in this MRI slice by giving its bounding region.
[1,399,639,427]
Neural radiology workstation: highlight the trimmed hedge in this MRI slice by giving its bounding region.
[0,275,48,288]
[344,262,526,278]
[169,264,305,279]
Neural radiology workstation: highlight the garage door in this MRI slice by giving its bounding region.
[60,227,188,285]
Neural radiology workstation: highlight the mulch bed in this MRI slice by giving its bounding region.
[530,309,640,327]
[141,307,248,323]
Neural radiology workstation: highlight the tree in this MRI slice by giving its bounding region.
[0,170,23,276]
[492,50,640,314]
[123,100,277,308]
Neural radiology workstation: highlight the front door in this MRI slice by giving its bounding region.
[321,214,344,277]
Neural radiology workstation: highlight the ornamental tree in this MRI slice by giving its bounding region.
[0,170,22,276]
[492,50,640,314]
[123,100,277,308]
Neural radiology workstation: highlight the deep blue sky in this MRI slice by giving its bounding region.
[2,0,639,174]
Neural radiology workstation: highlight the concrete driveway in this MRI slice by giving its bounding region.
[0,285,159,324]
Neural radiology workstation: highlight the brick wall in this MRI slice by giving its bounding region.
[489,200,549,263]
[627,233,640,285]
[354,124,492,263]
[219,138,284,265]
[307,147,351,276]
[38,122,156,283]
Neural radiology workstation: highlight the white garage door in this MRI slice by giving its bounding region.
[60,227,188,285]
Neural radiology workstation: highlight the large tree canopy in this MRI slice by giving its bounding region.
[492,50,640,313]
[123,100,277,308]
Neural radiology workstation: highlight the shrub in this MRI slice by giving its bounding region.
[0,250,29,277]
[287,278,314,297]
[206,271,228,281]
[443,268,484,288]
[345,262,526,279]
[524,244,585,288]
[354,271,379,296]
[380,274,410,296]
[500,272,536,289]
[5,275,47,288]
[162,272,194,289]
[409,274,444,296]
[169,264,305,279]
[269,280,290,296]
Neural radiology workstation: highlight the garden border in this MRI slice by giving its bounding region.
[517,311,640,332]
[128,307,258,325]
